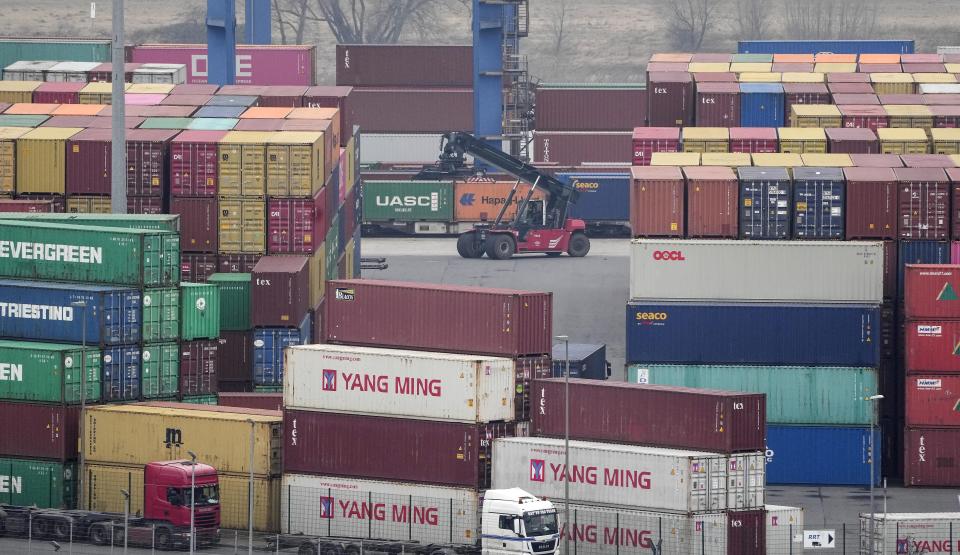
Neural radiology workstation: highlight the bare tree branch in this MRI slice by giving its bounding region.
[782,0,878,39]
[548,0,568,57]
[733,0,769,40]
[668,0,718,50]
[312,0,447,44]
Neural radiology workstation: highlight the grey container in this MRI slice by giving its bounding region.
[792,167,845,240]
[738,166,791,239]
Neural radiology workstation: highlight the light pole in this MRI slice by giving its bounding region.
[121,488,130,554]
[71,300,88,509]
[246,418,255,555]
[867,394,884,552]
[188,450,197,554]
[555,335,570,555]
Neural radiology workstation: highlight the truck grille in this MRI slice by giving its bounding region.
[195,513,218,527]
[532,540,556,553]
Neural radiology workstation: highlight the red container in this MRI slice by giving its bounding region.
[217,381,253,393]
[0,199,57,212]
[126,129,177,197]
[532,131,633,165]
[683,165,738,238]
[646,62,688,73]
[180,252,218,282]
[283,410,514,488]
[832,93,880,105]
[16,194,65,213]
[170,196,217,253]
[216,331,254,382]
[219,253,259,273]
[931,105,960,128]
[535,86,647,131]
[216,85,263,96]
[828,82,874,94]
[531,378,765,453]
[896,167,950,240]
[89,116,146,129]
[233,119,284,131]
[647,72,694,127]
[828,73,870,83]
[87,62,141,82]
[170,130,227,197]
[923,94,960,106]
[905,375,960,427]
[629,166,684,238]
[130,44,316,85]
[160,94,212,106]
[324,279,552,358]
[345,87,472,133]
[782,82,830,122]
[840,105,890,131]
[267,189,327,255]
[772,62,814,72]
[42,115,97,128]
[32,82,84,104]
[904,264,960,319]
[65,128,112,195]
[179,340,218,396]
[251,255,310,327]
[849,154,904,168]
[905,319,960,373]
[729,127,778,153]
[258,86,308,107]
[691,53,731,62]
[631,127,680,166]
[903,155,956,168]
[694,83,740,127]
[878,94,923,105]
[905,427,960,486]
[0,403,79,461]
[101,105,196,118]
[335,44,471,87]
[693,72,737,83]
[217,392,282,412]
[171,84,219,95]
[127,195,163,214]
[903,54,943,63]
[843,167,898,239]
[903,63,946,73]
[727,510,766,555]
[826,127,879,154]
[883,241,898,300]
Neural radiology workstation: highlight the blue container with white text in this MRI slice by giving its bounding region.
[739,83,785,127]
[557,174,631,223]
[101,345,142,402]
[766,425,880,486]
[253,313,312,386]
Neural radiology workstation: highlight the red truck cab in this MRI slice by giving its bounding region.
[144,460,220,547]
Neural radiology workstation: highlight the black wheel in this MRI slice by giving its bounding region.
[112,525,125,545]
[299,543,319,555]
[89,523,110,545]
[30,517,50,539]
[4,515,27,536]
[545,252,562,257]
[456,232,483,258]
[51,519,70,540]
[485,234,515,260]
[321,544,344,555]
[155,526,172,550]
[567,232,590,257]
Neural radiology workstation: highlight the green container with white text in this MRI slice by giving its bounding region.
[361,181,454,222]
[141,343,180,399]
[0,340,101,404]
[142,288,180,343]
[179,283,221,340]
[0,213,180,233]
[0,458,76,509]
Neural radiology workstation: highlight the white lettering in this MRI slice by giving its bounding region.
[0,241,102,264]
[0,363,23,381]
[0,303,74,321]
[0,475,21,494]
[236,55,253,77]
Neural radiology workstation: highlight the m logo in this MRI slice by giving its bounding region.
[320,497,334,519]
[323,370,337,391]
[530,459,545,482]
[164,428,182,447]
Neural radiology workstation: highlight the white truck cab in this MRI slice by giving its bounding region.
[481,488,559,555]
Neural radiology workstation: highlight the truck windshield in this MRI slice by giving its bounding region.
[186,486,220,506]
[523,512,558,537]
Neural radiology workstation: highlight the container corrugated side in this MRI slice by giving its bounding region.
[140,342,179,399]
[179,283,221,341]
[0,457,74,509]
[362,181,455,222]
[207,273,251,330]
[0,339,100,404]
[0,403,79,461]
[0,213,180,232]
[905,375,960,426]
[218,198,266,254]
[766,506,804,555]
[862,513,960,555]
[15,127,82,194]
[765,425,879,486]
[904,264,960,318]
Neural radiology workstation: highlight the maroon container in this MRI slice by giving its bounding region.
[216,331,254,382]
[531,379,765,454]
[32,82,84,104]
[65,128,112,195]
[948,169,960,240]
[849,154,904,168]
[693,72,737,83]
[267,188,327,255]
[218,392,282,411]
[832,93,880,105]
[535,86,647,131]
[646,62,688,73]
[89,116,146,129]
[532,131,633,165]
[0,403,78,461]
[170,196,217,253]
[883,240,898,300]
[0,198,58,212]
[303,85,352,138]
[217,85,263,96]
[181,252,218,282]
[843,167,898,239]
[905,319,960,373]
[903,63,946,73]
[782,82,830,122]
[629,166,685,238]
[170,130,227,197]
[902,155,956,168]
[904,264,960,319]
[903,54,943,63]
[171,84,219,95]
[878,94,923,105]
[631,127,680,166]
[772,62,814,72]
[923,94,960,106]
[257,86,308,107]
[42,115,97,128]
[931,105,960,128]
[219,253,260,273]
[683,165,738,238]
[251,256,310,327]
[694,83,740,127]
[179,340,218,396]
[826,127,879,154]
[160,94,212,106]
[336,44,471,87]
[896,167,950,240]
[324,279,552,357]
[127,195,164,214]
[87,62,141,82]
[906,375,960,427]
[859,63,902,73]
[839,105,890,131]
[16,194,65,212]
[729,127,778,153]
[345,87,472,133]
[727,510,766,555]
[828,82,874,94]
[905,427,960,486]
[647,72,694,127]
[283,410,513,488]
[101,105,196,118]
[828,73,870,83]
[126,129,177,197]
[233,119,284,131]
[217,381,253,393]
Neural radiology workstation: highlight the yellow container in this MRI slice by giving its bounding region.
[266,131,325,198]
[85,463,281,532]
[945,64,960,74]
[66,195,112,213]
[878,128,929,154]
[739,72,781,83]
[814,63,857,73]
[687,62,729,73]
[219,197,266,254]
[0,81,41,104]
[78,82,129,105]
[913,73,957,85]
[789,104,842,128]
[344,134,357,194]
[0,127,28,194]
[752,153,803,167]
[218,131,271,197]
[930,128,960,155]
[15,127,82,194]
[345,237,356,279]
[780,72,825,83]
[951,154,960,166]
[700,152,751,166]
[870,73,916,95]
[778,128,827,154]
[307,241,326,308]
[730,63,771,73]
[84,403,282,476]
[682,128,729,153]
[884,105,933,129]
[650,152,700,166]
[800,153,853,167]
[126,83,175,94]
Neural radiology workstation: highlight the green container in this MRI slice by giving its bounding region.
[188,118,238,131]
[142,288,180,342]
[732,53,774,63]
[362,181,455,222]
[628,364,879,425]
[0,115,48,127]
[0,38,111,70]
[207,273,251,331]
[0,458,76,509]
[253,385,282,393]
[141,343,180,399]
[324,215,340,282]
[180,394,218,405]
[180,283,221,340]
[139,117,194,130]
[0,221,180,287]
[0,213,180,233]
[0,340,100,404]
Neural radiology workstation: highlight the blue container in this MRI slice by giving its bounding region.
[352,228,361,279]
[766,425,880,486]
[557,173,631,223]
[252,313,312,386]
[792,167,845,239]
[739,83,784,127]
[738,39,914,55]
[737,167,791,239]
[898,240,950,298]
[0,279,141,346]
[101,346,141,402]
[193,105,246,118]
[338,204,348,256]
[626,302,880,366]
[551,343,609,380]
[205,95,258,108]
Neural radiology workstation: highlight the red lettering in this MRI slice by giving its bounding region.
[339,501,385,520]
[395,377,443,397]
[604,468,652,489]
[392,505,408,523]
[571,524,597,543]
[413,506,438,526]
[550,464,597,484]
[652,250,685,261]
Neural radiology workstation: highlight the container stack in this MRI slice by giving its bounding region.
[250,256,312,392]
[625,239,884,486]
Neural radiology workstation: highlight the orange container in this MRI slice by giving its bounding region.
[453,181,546,222]
[240,107,294,119]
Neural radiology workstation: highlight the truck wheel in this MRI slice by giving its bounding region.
[51,519,70,540]
[30,518,49,539]
[89,523,110,545]
[486,234,515,260]
[298,543,319,555]
[567,232,590,257]
[456,232,483,258]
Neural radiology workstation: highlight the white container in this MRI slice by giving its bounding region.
[44,61,100,82]
[3,60,57,81]
[860,513,960,554]
[131,63,187,84]
[766,505,803,555]
[283,344,516,423]
[281,473,480,544]
[919,83,960,94]
[491,437,764,514]
[629,239,884,303]
[359,133,474,165]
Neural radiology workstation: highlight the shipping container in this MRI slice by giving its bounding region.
[140,342,180,399]
[180,283,220,341]
[628,166,684,237]
[129,198,167,215]
[790,104,841,128]
[849,153,904,168]
[899,240,951,299]
[647,72,694,127]
[0,198,55,212]
[130,44,314,86]
[791,167,845,239]
[251,256,309,327]
[551,343,607,380]
[100,345,142,402]
[65,129,112,195]
[782,83,830,123]
[737,167,791,239]
[218,197,266,254]
[729,127,778,153]
[536,84,647,131]
[861,513,960,554]
[215,331,254,384]
[0,457,74,509]
[33,82,84,104]
[0,81,42,105]
[765,425,879,486]
[267,189,327,254]
[840,105,890,131]
[217,392,280,411]
[180,252,218,283]
[492,437,764,513]
[904,319,960,373]
[0,402,78,461]
[0,127,26,194]
[682,127,729,153]
[557,173,630,224]
[832,93,880,105]
[335,44,470,87]
[739,84,784,128]
[451,181,545,223]
[170,196,217,253]
[843,167,898,239]
[207,273,250,331]
[778,128,826,154]
[170,130,227,196]
[904,264,960,319]
[179,339,218,396]
[681,166,738,238]
[219,253,259,273]
[0,213,178,232]
[532,131,632,166]
[826,127,879,154]
[630,127,679,166]
[266,132,326,197]
[125,129,177,197]
[16,127,81,194]
[694,82,739,127]
[896,167,949,239]
[66,195,111,214]
[905,374,960,427]
[252,314,311,387]
[345,88,472,134]
[217,131,269,197]
[904,428,960,486]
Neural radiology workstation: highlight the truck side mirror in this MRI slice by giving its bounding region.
[512,518,522,536]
